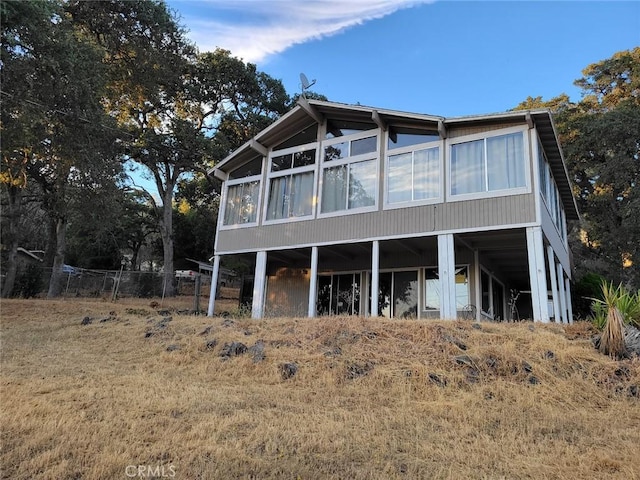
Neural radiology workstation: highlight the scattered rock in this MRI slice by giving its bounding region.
[485,356,499,370]
[443,333,467,351]
[205,339,218,350]
[521,361,533,373]
[166,344,181,352]
[279,362,298,380]
[628,385,639,398]
[544,350,555,360]
[149,301,160,308]
[528,375,540,385]
[248,340,266,363]
[199,326,212,336]
[528,324,535,332]
[625,325,640,357]
[472,323,482,330]
[345,361,373,380]
[144,331,155,338]
[428,373,447,388]
[157,309,172,317]
[454,355,475,367]
[221,318,235,327]
[324,347,342,357]
[465,368,480,384]
[220,342,247,358]
[81,316,93,325]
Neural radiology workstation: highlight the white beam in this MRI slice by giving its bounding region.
[308,246,318,318]
[474,249,481,321]
[372,110,387,131]
[249,138,268,157]
[546,246,560,322]
[297,96,323,124]
[371,241,379,317]
[206,255,221,317]
[565,277,574,324]
[526,226,550,322]
[438,234,456,320]
[252,251,267,319]
[557,263,568,324]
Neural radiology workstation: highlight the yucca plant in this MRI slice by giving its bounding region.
[591,282,627,359]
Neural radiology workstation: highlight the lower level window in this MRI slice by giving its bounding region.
[378,270,419,318]
[317,273,361,315]
[424,266,469,310]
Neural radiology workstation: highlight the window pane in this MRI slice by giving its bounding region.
[538,144,548,202]
[351,136,377,156]
[271,153,292,172]
[414,147,440,200]
[388,132,439,150]
[224,181,259,225]
[451,140,484,194]
[293,149,316,168]
[290,172,314,217]
[425,268,440,310]
[388,152,412,203]
[487,133,525,191]
[481,270,491,314]
[394,271,418,318]
[266,176,289,220]
[348,160,376,209]
[321,165,348,213]
[324,142,348,162]
[455,266,469,308]
[229,157,262,179]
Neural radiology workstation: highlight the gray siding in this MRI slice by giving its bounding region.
[217,193,536,253]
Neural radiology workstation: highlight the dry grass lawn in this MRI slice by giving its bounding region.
[1,298,639,479]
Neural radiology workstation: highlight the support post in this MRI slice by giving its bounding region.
[546,246,560,322]
[438,234,456,320]
[565,277,574,324]
[557,263,568,324]
[371,241,379,317]
[526,226,550,322]
[308,246,318,318]
[252,251,267,319]
[474,249,481,321]
[207,255,221,317]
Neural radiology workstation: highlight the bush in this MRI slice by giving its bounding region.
[590,282,640,330]
[14,263,43,298]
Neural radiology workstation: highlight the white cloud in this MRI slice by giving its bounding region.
[179,0,434,63]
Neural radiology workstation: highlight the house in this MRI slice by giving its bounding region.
[206,99,578,322]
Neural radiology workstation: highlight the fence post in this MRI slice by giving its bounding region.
[193,274,201,314]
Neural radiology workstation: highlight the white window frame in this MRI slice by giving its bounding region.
[220,174,263,229]
[423,264,470,312]
[318,129,379,218]
[479,266,505,320]
[262,142,319,225]
[538,138,567,241]
[384,137,443,209]
[447,125,531,202]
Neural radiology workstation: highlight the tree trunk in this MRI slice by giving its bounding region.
[159,188,175,297]
[47,216,67,298]
[1,185,23,298]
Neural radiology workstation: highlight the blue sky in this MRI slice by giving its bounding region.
[166,0,640,117]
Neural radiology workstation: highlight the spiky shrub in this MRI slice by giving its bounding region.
[594,282,627,359]
[590,284,640,330]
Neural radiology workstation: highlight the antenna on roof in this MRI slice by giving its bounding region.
[299,72,316,98]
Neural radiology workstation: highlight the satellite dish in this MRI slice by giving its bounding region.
[300,72,316,91]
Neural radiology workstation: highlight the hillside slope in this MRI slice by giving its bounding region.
[1,299,639,479]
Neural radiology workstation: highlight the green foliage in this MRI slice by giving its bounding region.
[590,282,640,329]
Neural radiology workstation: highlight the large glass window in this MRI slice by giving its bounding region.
[223,157,262,226]
[424,266,469,311]
[451,131,526,196]
[378,271,419,318]
[317,273,361,315]
[388,146,440,204]
[224,180,260,225]
[321,132,378,214]
[266,147,316,221]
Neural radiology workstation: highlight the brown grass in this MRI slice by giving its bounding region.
[1,298,639,479]
[600,307,628,360]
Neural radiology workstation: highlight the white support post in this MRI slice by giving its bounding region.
[546,246,560,322]
[308,246,318,318]
[565,277,574,324]
[526,226,550,323]
[371,241,380,317]
[438,234,456,320]
[252,251,267,319]
[557,263,568,324]
[207,255,221,317]
[474,249,481,321]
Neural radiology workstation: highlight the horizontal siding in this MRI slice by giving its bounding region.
[216,193,536,253]
[447,122,518,139]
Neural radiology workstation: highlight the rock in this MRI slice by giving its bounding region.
[221,318,234,327]
[428,373,447,388]
[628,385,639,398]
[345,361,373,379]
[528,375,540,385]
[166,344,181,352]
[279,362,298,380]
[219,341,247,358]
[472,323,482,330]
[248,340,265,363]
[624,325,640,356]
[544,350,555,359]
[157,310,172,317]
[324,347,342,357]
[144,331,154,338]
[443,333,467,351]
[81,316,93,325]
[521,361,533,373]
[454,355,475,367]
[205,339,218,350]
[199,326,212,336]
